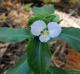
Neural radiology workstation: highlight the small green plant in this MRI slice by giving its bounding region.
[0,4,80,74]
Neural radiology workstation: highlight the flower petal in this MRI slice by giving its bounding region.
[48,22,62,38]
[31,20,46,36]
[39,34,50,42]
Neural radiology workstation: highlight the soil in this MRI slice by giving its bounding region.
[55,10,80,28]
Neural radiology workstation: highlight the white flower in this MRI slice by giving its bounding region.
[39,30,50,42]
[39,34,50,42]
[31,20,62,42]
[31,20,46,36]
[48,22,62,38]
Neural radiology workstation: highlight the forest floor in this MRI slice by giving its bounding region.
[0,2,80,74]
[56,10,80,28]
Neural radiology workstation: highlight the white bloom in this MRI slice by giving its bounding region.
[48,22,62,38]
[31,20,62,42]
[31,20,46,36]
[39,30,50,42]
[39,34,50,42]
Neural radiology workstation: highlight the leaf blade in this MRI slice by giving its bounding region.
[6,54,31,74]
[59,27,80,51]
[67,71,80,74]
[32,4,54,16]
[47,66,67,74]
[0,28,31,42]
[27,37,51,74]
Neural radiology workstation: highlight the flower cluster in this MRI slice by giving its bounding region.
[31,20,62,42]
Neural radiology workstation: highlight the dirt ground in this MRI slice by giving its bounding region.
[56,10,80,28]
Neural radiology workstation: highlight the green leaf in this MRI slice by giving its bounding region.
[59,27,80,51]
[27,37,51,74]
[0,28,31,42]
[52,14,60,22]
[47,66,67,74]
[6,54,31,74]
[32,4,54,16]
[28,13,60,26]
[67,71,80,74]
